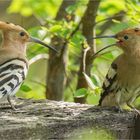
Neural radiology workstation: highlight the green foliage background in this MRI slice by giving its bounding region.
[5,0,140,107]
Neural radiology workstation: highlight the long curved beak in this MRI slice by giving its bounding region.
[91,35,117,57]
[29,37,58,53]
[91,35,116,39]
[92,43,117,57]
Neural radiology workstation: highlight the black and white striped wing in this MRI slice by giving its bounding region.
[99,63,117,105]
[0,58,28,98]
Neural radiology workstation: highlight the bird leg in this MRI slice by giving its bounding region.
[115,93,124,113]
[7,95,17,111]
[126,95,140,115]
[112,105,124,113]
[127,102,140,115]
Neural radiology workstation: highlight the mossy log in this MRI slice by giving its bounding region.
[0,99,138,140]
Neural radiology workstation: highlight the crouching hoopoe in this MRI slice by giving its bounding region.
[0,21,57,110]
[93,28,140,114]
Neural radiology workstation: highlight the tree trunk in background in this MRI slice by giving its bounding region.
[46,0,75,100]
[75,0,101,103]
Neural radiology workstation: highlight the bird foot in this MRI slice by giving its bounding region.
[111,106,126,113]
[132,108,140,116]
[7,105,26,113]
[0,105,25,113]
[16,97,33,101]
[11,105,17,111]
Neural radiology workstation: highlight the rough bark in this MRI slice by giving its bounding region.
[46,0,76,100]
[76,0,101,103]
[0,99,137,140]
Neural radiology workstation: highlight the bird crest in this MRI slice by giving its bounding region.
[0,21,27,32]
[116,28,140,36]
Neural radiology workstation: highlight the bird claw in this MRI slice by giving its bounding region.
[7,105,26,113]
[16,97,33,101]
[11,105,17,111]
[111,106,126,113]
[132,108,140,116]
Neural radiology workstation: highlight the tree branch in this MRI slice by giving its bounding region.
[46,0,76,100]
[98,11,125,35]
[29,54,49,65]
[76,0,101,103]
[83,45,90,73]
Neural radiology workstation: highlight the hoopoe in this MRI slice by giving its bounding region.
[0,21,57,110]
[93,28,140,114]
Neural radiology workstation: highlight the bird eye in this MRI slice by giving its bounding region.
[134,28,139,32]
[124,35,128,40]
[19,32,25,37]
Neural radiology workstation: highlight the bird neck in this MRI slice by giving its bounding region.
[124,48,140,63]
[1,38,27,55]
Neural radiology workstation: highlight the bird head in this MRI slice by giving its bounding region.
[116,28,140,52]
[0,21,58,54]
[92,28,140,56]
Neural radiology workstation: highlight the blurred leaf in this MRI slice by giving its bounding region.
[112,19,121,23]
[20,84,32,92]
[49,25,63,33]
[100,0,126,15]
[74,88,88,98]
[92,74,102,87]
[66,4,77,14]
[8,0,62,18]
[82,73,101,95]
[83,72,97,90]
[94,87,102,95]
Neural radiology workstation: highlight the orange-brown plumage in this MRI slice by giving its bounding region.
[0,21,28,33]
[1,21,29,55]
[97,28,140,114]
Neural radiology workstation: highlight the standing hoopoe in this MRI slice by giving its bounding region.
[93,28,140,114]
[0,21,57,110]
